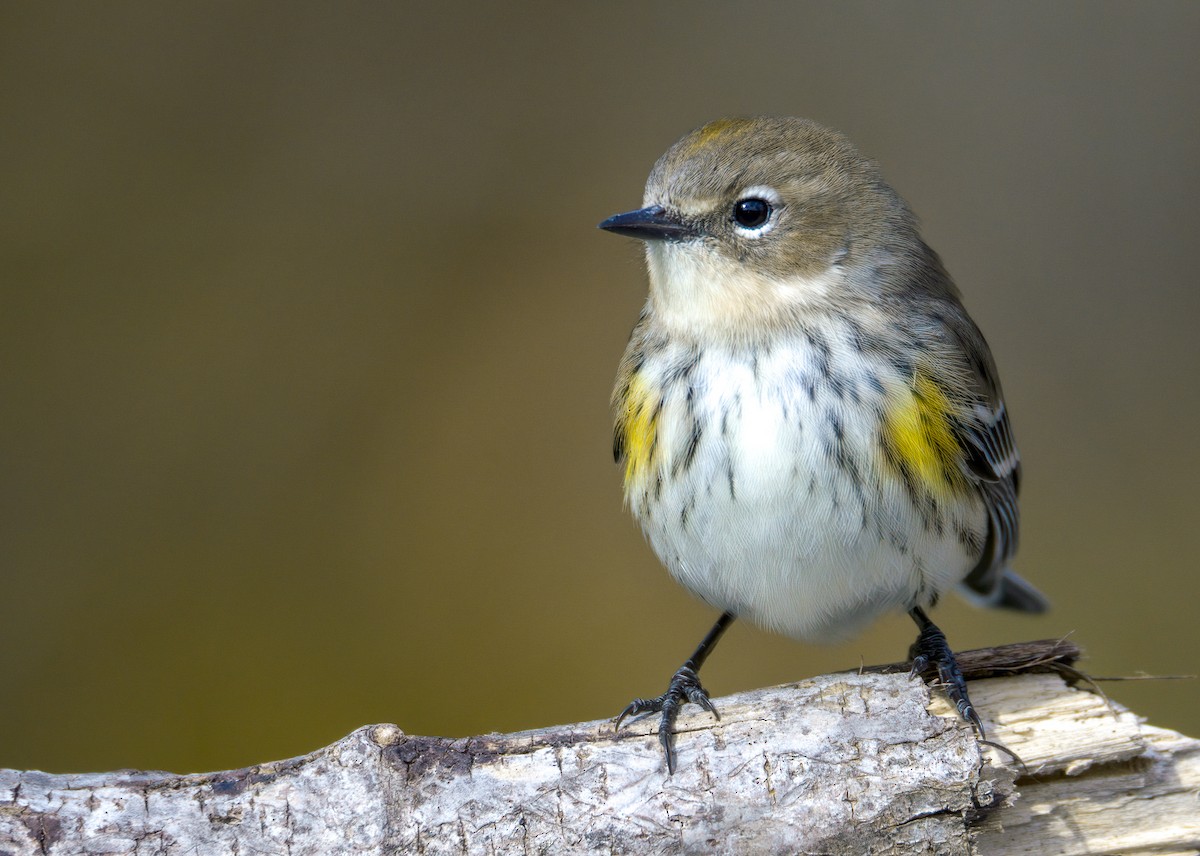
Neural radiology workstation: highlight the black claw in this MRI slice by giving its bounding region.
[614,698,655,733]
[957,696,984,736]
[691,688,720,719]
[614,664,719,774]
[658,719,676,775]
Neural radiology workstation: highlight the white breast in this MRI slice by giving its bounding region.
[628,328,983,643]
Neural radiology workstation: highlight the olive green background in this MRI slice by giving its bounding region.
[3,3,1198,774]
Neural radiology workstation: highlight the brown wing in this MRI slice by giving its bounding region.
[951,337,1047,613]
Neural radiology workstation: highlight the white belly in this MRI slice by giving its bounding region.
[626,338,984,643]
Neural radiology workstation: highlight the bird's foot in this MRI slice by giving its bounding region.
[908,620,985,739]
[614,665,719,774]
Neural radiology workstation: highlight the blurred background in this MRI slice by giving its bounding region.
[2,3,1198,774]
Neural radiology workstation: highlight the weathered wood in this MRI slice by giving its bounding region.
[1,640,1196,855]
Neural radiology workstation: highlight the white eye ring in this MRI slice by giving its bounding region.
[731,185,781,238]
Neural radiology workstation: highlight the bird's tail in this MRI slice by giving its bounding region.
[958,569,1049,614]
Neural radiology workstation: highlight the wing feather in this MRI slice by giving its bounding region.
[954,377,1047,612]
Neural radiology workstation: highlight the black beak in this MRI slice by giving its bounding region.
[598,205,698,241]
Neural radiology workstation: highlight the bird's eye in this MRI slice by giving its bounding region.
[733,198,772,230]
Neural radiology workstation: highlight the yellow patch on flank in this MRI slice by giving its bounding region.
[616,372,660,490]
[882,372,966,498]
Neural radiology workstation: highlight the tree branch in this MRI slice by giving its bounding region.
[2,640,1197,854]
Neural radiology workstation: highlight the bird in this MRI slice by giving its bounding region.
[599,116,1047,773]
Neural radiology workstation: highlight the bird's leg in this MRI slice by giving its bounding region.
[615,611,735,774]
[907,606,985,738]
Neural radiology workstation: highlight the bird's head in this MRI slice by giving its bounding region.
[600,117,925,341]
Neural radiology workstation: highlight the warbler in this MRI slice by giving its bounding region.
[600,117,1047,773]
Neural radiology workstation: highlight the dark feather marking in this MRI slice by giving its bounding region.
[679,418,703,474]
